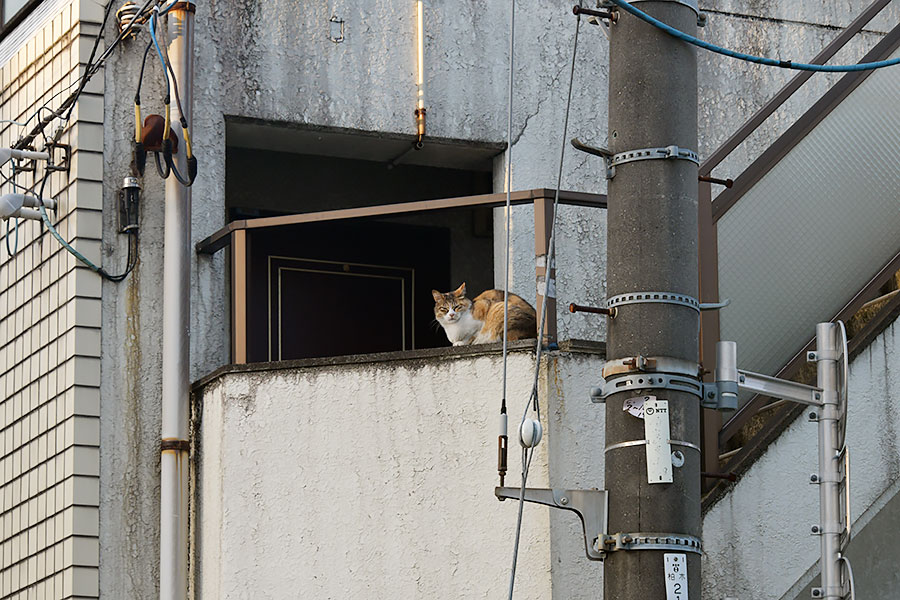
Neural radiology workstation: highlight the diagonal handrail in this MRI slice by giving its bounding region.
[700,0,893,178]
[697,1,900,455]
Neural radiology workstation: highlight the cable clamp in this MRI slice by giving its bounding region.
[606,291,729,313]
[598,532,702,555]
[594,145,699,179]
[591,372,702,402]
[602,355,701,379]
[604,439,700,453]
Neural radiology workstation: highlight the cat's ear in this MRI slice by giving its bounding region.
[453,282,466,298]
[432,289,443,303]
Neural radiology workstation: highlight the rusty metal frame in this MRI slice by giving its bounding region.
[711,22,900,220]
[534,197,557,346]
[699,0,893,180]
[230,229,249,364]
[697,1,898,476]
[704,289,900,510]
[206,188,608,363]
[718,248,900,446]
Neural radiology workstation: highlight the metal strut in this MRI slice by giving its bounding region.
[495,487,609,561]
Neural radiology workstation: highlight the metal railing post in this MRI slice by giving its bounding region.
[534,195,557,346]
[230,229,248,364]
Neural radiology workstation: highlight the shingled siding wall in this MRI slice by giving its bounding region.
[0,1,104,597]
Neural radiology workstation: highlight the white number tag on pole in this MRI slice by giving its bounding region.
[644,397,672,483]
[664,553,688,600]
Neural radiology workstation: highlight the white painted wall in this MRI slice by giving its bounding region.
[195,347,606,599]
[90,0,900,595]
[702,321,900,600]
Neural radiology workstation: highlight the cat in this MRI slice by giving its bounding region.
[432,282,537,346]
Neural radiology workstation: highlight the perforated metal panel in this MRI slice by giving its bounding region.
[717,51,900,383]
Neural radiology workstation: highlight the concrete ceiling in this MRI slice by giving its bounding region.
[225,118,505,172]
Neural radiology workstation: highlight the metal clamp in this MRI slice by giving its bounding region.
[598,532,702,555]
[495,487,608,561]
[606,292,729,314]
[602,355,701,379]
[570,139,700,179]
[605,439,701,453]
[593,372,703,402]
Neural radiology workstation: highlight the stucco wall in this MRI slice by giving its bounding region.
[194,346,606,599]
[89,0,900,596]
[0,0,105,597]
[702,320,900,600]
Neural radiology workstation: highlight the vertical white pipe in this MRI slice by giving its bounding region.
[161,4,194,600]
[816,322,842,600]
[416,0,425,111]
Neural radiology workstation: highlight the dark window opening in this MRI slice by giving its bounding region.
[226,122,501,362]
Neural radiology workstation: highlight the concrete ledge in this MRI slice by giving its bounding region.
[192,338,607,392]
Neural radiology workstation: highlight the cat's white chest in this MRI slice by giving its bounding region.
[441,312,483,345]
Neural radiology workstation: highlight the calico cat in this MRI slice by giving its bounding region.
[432,282,537,346]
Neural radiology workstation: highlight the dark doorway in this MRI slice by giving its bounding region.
[245,220,451,362]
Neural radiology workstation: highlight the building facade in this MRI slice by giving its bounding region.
[0,0,897,598]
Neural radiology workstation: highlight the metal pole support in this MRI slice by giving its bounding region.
[815,323,843,600]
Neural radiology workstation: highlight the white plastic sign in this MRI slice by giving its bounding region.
[664,553,688,600]
[644,398,672,484]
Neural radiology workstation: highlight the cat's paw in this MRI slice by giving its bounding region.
[452,341,466,346]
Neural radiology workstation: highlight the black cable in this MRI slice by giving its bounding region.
[36,171,139,282]
[14,0,157,150]
[101,231,139,282]
[63,0,117,123]
[135,40,155,106]
[154,151,170,179]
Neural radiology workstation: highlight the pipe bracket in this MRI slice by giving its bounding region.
[161,439,190,452]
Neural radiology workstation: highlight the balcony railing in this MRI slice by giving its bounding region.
[699,0,900,501]
[197,188,607,363]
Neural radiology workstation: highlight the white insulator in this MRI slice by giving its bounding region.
[519,418,543,449]
[116,1,143,37]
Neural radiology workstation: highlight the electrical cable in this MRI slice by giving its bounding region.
[505,6,583,599]
[135,40,155,140]
[35,172,138,282]
[14,0,157,150]
[501,1,517,597]
[63,0,117,123]
[150,8,197,186]
[607,0,900,72]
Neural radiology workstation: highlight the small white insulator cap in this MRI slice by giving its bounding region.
[519,418,543,449]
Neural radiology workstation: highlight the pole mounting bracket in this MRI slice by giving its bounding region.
[570,139,699,179]
[591,372,703,402]
[598,532,702,554]
[605,291,729,314]
[495,487,608,561]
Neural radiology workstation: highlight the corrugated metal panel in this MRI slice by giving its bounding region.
[717,49,900,383]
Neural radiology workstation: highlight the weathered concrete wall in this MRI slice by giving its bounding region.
[93,0,900,595]
[702,320,900,600]
[194,346,606,599]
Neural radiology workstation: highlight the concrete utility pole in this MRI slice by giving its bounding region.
[605,1,701,599]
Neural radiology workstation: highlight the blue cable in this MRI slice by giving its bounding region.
[607,0,900,72]
[148,12,170,96]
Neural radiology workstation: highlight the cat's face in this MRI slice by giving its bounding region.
[432,283,472,324]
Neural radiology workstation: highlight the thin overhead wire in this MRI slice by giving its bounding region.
[506,7,583,599]
[608,0,900,72]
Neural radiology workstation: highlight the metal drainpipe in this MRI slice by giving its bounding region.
[160,2,195,599]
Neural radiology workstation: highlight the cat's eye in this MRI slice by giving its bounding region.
[439,307,448,312]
